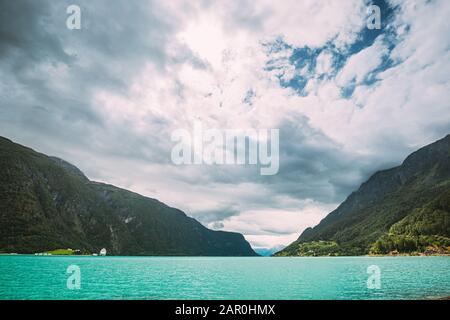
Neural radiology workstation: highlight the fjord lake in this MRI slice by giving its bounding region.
[0,255,449,300]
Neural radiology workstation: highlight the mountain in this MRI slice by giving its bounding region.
[254,246,285,257]
[276,134,450,256]
[0,136,257,256]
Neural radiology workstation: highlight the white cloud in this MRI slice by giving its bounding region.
[336,36,389,86]
[259,0,366,48]
[315,51,334,75]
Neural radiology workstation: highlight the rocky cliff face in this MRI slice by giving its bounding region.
[0,136,257,256]
[277,134,450,256]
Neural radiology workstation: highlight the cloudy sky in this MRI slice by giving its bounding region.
[1,0,449,249]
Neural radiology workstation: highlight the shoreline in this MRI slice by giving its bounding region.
[1,252,450,257]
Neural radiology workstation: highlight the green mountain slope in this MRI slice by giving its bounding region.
[276,134,450,256]
[0,136,257,256]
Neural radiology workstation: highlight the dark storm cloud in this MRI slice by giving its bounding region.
[172,115,376,211]
[0,0,180,162]
[0,0,173,77]
[0,0,71,65]
[190,206,241,224]
[269,116,371,203]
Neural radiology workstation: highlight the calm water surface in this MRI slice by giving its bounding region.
[0,255,449,299]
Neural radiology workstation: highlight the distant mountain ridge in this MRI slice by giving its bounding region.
[276,134,450,256]
[0,136,257,256]
[254,246,285,256]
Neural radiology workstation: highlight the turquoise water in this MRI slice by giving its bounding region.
[0,255,449,300]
